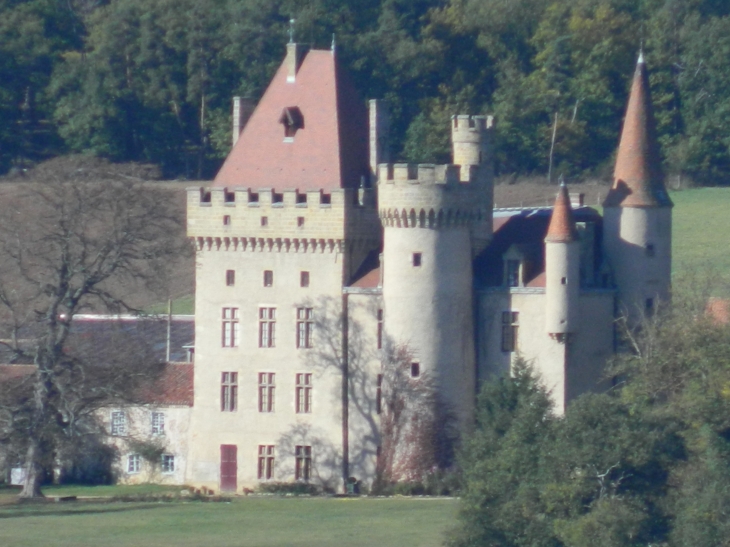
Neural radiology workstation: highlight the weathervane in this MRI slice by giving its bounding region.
[288,18,296,44]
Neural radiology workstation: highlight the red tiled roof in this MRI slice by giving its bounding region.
[605,55,672,208]
[213,48,369,191]
[352,267,381,289]
[142,362,194,406]
[545,183,578,243]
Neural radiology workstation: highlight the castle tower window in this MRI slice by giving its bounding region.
[259,308,276,347]
[295,446,312,481]
[221,372,238,412]
[410,362,421,378]
[376,374,383,414]
[320,193,331,205]
[258,445,275,480]
[296,373,312,413]
[300,271,310,287]
[258,372,275,411]
[501,311,519,352]
[261,216,268,227]
[263,270,274,287]
[279,106,304,139]
[223,215,231,226]
[222,307,239,347]
[226,270,235,286]
[297,216,305,227]
[412,253,422,267]
[296,307,314,348]
[377,309,383,349]
[561,277,567,285]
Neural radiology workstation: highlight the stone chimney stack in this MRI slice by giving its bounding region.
[232,97,254,147]
[369,99,390,183]
[286,42,304,83]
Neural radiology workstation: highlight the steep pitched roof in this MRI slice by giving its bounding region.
[142,362,194,406]
[213,48,369,191]
[545,183,578,243]
[604,54,672,208]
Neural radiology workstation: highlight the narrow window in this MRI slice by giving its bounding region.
[646,244,655,257]
[376,374,383,414]
[297,216,305,227]
[295,445,312,481]
[222,307,239,347]
[111,410,126,436]
[410,362,420,378]
[263,270,274,287]
[300,271,310,288]
[151,412,165,435]
[561,277,567,285]
[221,372,238,412]
[296,373,313,413]
[377,309,383,350]
[226,270,235,286]
[646,298,654,316]
[258,372,276,412]
[258,445,275,480]
[223,215,231,226]
[261,216,268,227]
[506,260,520,287]
[259,308,276,347]
[161,454,175,474]
[127,454,141,474]
[412,252,422,267]
[501,311,519,352]
[296,308,314,348]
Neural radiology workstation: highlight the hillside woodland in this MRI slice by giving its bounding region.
[2,0,730,183]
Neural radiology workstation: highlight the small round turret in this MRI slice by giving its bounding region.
[451,115,493,170]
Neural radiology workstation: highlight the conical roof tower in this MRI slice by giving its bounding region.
[604,53,672,208]
[545,181,578,243]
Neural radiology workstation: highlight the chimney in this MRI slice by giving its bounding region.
[232,97,254,147]
[369,100,390,184]
[287,42,303,83]
[569,192,585,208]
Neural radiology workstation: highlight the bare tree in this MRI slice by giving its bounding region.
[0,178,189,497]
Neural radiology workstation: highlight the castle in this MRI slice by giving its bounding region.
[121,44,671,493]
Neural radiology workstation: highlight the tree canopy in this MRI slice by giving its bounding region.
[2,0,730,182]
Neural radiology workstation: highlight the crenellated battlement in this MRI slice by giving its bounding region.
[377,163,481,186]
[187,186,379,244]
[451,114,494,135]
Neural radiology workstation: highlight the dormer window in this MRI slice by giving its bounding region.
[502,245,526,288]
[506,260,521,287]
[280,106,304,140]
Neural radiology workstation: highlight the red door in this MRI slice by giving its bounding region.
[220,444,237,492]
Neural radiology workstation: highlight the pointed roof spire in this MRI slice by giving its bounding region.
[604,53,672,208]
[546,182,578,243]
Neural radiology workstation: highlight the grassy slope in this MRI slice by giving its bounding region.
[0,497,457,547]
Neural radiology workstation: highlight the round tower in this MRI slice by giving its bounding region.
[451,115,492,173]
[545,182,580,338]
[603,54,672,319]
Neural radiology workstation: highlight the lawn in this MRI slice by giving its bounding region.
[0,495,458,547]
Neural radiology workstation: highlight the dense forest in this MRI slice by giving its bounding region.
[2,0,730,182]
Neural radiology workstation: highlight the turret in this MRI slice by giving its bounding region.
[545,182,580,339]
[451,115,493,179]
[603,53,673,319]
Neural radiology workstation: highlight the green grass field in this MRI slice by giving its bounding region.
[0,495,458,547]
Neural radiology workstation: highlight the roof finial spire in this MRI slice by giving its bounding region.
[288,18,296,44]
[559,174,566,188]
[331,33,336,54]
[638,44,644,65]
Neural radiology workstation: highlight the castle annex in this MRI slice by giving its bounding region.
[180,43,671,493]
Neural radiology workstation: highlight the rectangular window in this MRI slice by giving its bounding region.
[151,411,165,435]
[221,372,238,412]
[506,260,520,287]
[226,270,235,286]
[296,373,312,414]
[161,454,175,474]
[261,216,268,226]
[111,410,126,436]
[410,362,420,378]
[263,270,274,287]
[223,215,231,226]
[377,309,383,350]
[296,308,314,349]
[257,445,275,480]
[127,454,141,474]
[259,308,276,347]
[501,311,519,352]
[412,252,422,267]
[300,271,310,287]
[295,445,312,481]
[222,307,239,347]
[297,216,305,227]
[376,374,383,414]
[258,372,275,412]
